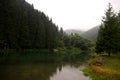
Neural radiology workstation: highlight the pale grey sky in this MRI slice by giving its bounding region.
[25,0,120,31]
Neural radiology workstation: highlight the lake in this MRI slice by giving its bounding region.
[0,63,90,80]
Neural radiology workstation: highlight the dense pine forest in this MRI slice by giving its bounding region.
[0,0,92,52]
[0,0,61,50]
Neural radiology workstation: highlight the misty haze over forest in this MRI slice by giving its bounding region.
[26,0,120,31]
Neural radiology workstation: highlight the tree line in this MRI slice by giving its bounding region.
[62,33,93,50]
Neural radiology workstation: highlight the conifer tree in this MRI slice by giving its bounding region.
[96,3,120,56]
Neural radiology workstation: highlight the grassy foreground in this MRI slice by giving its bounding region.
[82,53,120,80]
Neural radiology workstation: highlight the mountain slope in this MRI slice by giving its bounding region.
[64,26,100,41]
[65,29,84,35]
[81,26,99,41]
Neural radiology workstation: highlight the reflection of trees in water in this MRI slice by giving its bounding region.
[58,64,62,72]
[0,63,58,80]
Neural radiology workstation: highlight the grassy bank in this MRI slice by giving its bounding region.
[82,53,120,80]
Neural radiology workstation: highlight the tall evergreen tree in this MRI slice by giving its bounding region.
[96,3,120,56]
[59,27,64,40]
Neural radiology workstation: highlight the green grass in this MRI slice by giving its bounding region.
[82,67,115,80]
[82,67,91,76]
[103,54,120,71]
[82,53,120,80]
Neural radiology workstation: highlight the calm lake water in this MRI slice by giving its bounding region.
[0,63,90,80]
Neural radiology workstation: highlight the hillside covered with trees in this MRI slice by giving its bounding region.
[81,26,99,41]
[65,26,100,41]
[0,0,93,52]
[0,0,61,50]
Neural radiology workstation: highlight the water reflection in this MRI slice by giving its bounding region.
[0,63,90,80]
[0,63,57,80]
[50,65,90,80]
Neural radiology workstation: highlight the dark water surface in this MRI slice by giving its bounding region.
[0,63,90,80]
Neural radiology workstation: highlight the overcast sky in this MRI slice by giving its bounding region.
[25,0,120,31]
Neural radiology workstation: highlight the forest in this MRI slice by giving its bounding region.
[0,0,92,51]
[0,0,59,50]
[0,0,93,64]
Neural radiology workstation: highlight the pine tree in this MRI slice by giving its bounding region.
[59,27,64,40]
[96,3,120,56]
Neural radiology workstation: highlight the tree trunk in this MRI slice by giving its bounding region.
[108,52,111,57]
